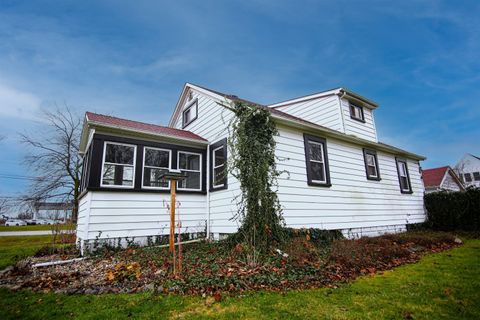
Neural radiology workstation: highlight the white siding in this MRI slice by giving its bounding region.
[341,98,378,142]
[275,125,425,233]
[273,95,343,132]
[173,89,241,234]
[82,191,206,240]
[76,192,91,244]
[441,172,462,191]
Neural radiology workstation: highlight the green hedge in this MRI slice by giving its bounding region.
[424,187,480,231]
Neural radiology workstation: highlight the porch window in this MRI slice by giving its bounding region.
[142,147,171,189]
[101,142,136,187]
[396,158,412,193]
[363,149,381,180]
[182,99,198,128]
[178,151,202,190]
[349,103,365,122]
[80,147,91,192]
[303,134,331,187]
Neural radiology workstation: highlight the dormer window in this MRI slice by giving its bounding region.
[349,103,365,122]
[182,99,198,128]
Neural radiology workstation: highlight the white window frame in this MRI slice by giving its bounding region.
[212,145,226,189]
[366,153,378,178]
[398,161,411,192]
[100,141,137,189]
[141,146,172,190]
[177,151,202,191]
[308,141,327,184]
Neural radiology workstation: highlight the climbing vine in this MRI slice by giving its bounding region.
[228,101,285,258]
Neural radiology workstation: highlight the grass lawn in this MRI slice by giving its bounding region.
[0,224,73,232]
[0,235,53,269]
[0,239,478,319]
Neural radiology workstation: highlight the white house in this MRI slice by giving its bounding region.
[77,83,426,250]
[454,154,480,188]
[422,166,464,193]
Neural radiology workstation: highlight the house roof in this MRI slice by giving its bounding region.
[85,112,207,143]
[174,83,425,161]
[422,166,450,187]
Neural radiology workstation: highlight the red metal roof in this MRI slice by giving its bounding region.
[422,166,450,187]
[85,112,207,142]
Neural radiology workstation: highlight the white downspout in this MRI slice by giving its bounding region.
[337,91,347,133]
[206,144,211,240]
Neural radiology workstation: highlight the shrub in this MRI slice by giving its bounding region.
[424,187,480,231]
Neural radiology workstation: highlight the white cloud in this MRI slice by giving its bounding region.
[0,83,41,121]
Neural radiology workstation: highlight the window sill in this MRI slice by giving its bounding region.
[367,176,382,181]
[307,181,332,188]
[400,190,413,194]
[350,116,366,123]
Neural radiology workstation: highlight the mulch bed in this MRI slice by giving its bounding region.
[0,231,461,296]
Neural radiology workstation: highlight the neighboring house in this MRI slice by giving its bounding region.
[77,83,426,250]
[422,166,465,193]
[34,202,73,221]
[454,154,480,188]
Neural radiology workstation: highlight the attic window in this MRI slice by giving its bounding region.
[349,103,365,122]
[474,172,480,181]
[464,173,472,182]
[182,99,198,128]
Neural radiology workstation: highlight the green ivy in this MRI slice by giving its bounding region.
[227,102,285,256]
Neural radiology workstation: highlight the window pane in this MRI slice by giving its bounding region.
[178,171,200,189]
[179,153,200,170]
[143,167,169,188]
[310,161,325,182]
[214,148,225,167]
[399,162,407,176]
[105,144,134,165]
[184,109,190,124]
[400,176,409,190]
[102,164,134,186]
[366,154,375,166]
[367,165,377,177]
[213,165,225,187]
[465,173,472,182]
[145,148,169,168]
[308,142,323,162]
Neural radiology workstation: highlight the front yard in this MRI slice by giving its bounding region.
[0,239,478,319]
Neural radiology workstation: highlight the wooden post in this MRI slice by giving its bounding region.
[169,179,176,253]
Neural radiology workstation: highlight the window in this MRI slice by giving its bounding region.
[178,151,202,190]
[474,172,480,181]
[303,134,331,186]
[349,103,365,122]
[363,149,381,180]
[142,147,171,189]
[464,173,472,182]
[210,139,227,190]
[396,158,412,193]
[80,147,91,192]
[101,142,136,187]
[182,99,198,128]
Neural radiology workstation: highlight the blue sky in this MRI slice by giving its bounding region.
[0,0,479,196]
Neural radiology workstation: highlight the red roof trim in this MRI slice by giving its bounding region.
[85,112,207,142]
[422,166,451,187]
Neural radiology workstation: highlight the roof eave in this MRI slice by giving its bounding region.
[86,121,209,146]
[271,114,425,161]
[339,88,378,109]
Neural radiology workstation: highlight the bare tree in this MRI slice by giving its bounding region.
[19,106,82,223]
